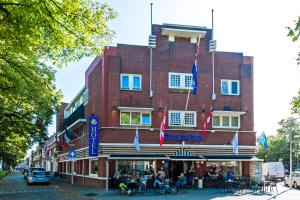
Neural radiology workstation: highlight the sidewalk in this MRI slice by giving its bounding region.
[50,176,299,200]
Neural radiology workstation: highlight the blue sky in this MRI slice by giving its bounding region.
[50,0,300,136]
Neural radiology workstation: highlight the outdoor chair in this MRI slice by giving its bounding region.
[250,180,259,193]
[270,181,278,194]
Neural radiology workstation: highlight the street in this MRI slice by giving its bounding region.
[1,172,300,200]
[0,172,90,200]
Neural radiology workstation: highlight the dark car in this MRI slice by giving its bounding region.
[26,171,49,185]
[24,167,45,179]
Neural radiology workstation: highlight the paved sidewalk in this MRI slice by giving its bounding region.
[50,176,300,200]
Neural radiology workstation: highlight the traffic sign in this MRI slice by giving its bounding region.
[68,150,76,158]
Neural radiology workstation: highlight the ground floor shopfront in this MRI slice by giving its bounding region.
[57,143,262,189]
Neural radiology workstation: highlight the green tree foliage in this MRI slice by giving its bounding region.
[0,0,116,165]
[257,118,300,169]
[287,16,300,64]
[291,89,300,115]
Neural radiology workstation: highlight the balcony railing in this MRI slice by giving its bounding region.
[64,104,85,128]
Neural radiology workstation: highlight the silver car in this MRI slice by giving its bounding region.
[284,172,300,188]
[26,171,49,185]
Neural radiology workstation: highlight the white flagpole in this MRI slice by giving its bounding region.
[183,36,201,125]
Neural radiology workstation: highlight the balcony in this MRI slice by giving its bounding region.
[64,104,85,128]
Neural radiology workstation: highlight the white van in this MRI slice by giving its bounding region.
[262,162,285,180]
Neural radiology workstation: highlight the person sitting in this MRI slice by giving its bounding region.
[139,175,148,192]
[157,167,166,178]
[175,172,187,193]
[114,173,132,195]
[204,171,211,181]
[218,168,225,180]
[155,173,170,195]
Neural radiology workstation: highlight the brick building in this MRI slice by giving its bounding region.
[56,24,261,189]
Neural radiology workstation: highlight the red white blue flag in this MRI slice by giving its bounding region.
[160,107,167,148]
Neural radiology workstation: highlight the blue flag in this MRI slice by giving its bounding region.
[257,132,268,148]
[134,128,140,152]
[232,131,239,155]
[192,61,197,95]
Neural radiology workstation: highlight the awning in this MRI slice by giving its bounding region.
[169,155,205,161]
[109,154,169,160]
[204,155,263,161]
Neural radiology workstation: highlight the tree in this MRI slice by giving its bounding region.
[287,16,300,64]
[0,0,116,165]
[257,118,300,169]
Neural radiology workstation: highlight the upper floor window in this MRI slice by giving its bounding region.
[169,73,193,90]
[221,80,240,95]
[120,74,142,91]
[120,111,151,126]
[212,114,240,129]
[168,110,197,127]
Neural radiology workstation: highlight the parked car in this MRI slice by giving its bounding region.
[24,167,45,179]
[262,162,285,180]
[284,171,300,188]
[26,171,49,185]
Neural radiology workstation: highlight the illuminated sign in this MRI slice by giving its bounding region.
[164,132,204,141]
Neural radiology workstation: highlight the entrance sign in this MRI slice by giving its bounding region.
[89,115,99,156]
[68,150,76,158]
[164,132,204,142]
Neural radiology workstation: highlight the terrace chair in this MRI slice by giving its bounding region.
[270,181,278,194]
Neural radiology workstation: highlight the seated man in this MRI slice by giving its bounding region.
[114,174,132,195]
[175,172,187,192]
[155,173,170,195]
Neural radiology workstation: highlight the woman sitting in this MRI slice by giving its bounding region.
[155,173,170,195]
[114,173,131,195]
[175,172,187,193]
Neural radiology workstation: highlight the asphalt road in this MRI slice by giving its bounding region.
[0,172,90,200]
[1,172,300,200]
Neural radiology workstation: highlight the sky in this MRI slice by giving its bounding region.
[50,0,300,137]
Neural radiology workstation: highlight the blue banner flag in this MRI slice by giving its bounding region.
[232,131,239,155]
[192,61,198,95]
[133,128,140,152]
[257,132,268,148]
[89,115,99,156]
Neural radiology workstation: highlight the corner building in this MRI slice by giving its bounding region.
[56,24,261,189]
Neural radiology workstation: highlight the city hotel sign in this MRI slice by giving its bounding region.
[164,132,204,141]
[89,115,99,156]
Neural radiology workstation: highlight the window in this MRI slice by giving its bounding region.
[168,110,197,127]
[117,160,156,176]
[120,74,142,90]
[221,80,240,95]
[169,73,193,90]
[90,159,98,176]
[212,114,240,129]
[120,111,151,126]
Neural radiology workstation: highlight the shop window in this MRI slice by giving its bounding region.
[206,161,241,177]
[169,72,193,90]
[221,80,240,95]
[120,74,142,91]
[212,115,240,129]
[120,111,151,126]
[116,160,156,178]
[89,159,98,176]
[168,110,196,127]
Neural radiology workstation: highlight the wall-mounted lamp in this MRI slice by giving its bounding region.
[112,105,117,111]
[158,107,163,112]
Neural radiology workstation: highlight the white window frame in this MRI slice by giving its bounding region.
[212,114,240,129]
[120,74,142,91]
[169,72,193,90]
[89,159,99,177]
[120,111,152,126]
[168,110,197,127]
[221,79,240,95]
